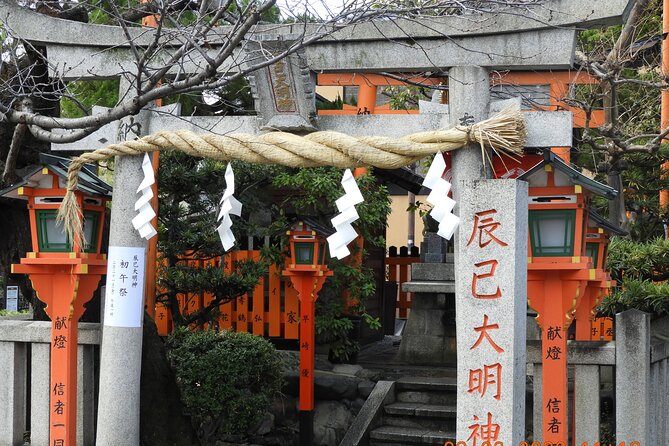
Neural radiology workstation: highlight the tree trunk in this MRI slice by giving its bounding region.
[601,81,628,228]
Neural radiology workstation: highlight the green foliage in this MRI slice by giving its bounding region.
[317,94,344,110]
[0,309,27,317]
[156,154,390,340]
[315,256,383,360]
[570,5,669,320]
[315,301,358,360]
[598,237,669,316]
[599,279,669,317]
[271,167,390,358]
[60,80,120,119]
[384,85,430,110]
[272,167,391,246]
[157,152,269,326]
[606,237,669,282]
[166,329,283,443]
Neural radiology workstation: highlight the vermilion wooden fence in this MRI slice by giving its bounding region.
[153,248,612,339]
[154,250,300,339]
[154,247,422,335]
[591,316,614,340]
[386,246,420,319]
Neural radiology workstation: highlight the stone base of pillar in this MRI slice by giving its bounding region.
[398,261,456,365]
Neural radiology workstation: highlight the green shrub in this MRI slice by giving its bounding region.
[166,328,283,443]
[598,279,669,317]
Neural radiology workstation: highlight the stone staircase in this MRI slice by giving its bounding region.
[368,376,456,445]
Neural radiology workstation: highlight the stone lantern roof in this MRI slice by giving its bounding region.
[588,209,628,237]
[519,150,618,199]
[0,154,112,200]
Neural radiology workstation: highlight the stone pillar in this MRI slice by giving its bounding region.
[615,309,650,445]
[455,179,527,445]
[449,65,490,196]
[95,154,148,445]
[30,342,51,445]
[533,364,543,442]
[78,344,96,446]
[0,341,26,446]
[96,79,150,445]
[574,365,600,444]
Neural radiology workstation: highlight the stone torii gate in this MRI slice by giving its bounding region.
[0,1,634,444]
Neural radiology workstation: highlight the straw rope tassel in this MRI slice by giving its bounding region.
[57,106,526,245]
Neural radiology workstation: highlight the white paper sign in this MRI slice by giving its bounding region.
[6,286,18,312]
[104,246,146,327]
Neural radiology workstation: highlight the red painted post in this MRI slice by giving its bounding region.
[13,258,106,446]
[283,271,331,446]
[528,268,589,443]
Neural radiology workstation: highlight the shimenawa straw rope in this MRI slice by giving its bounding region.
[57,105,526,247]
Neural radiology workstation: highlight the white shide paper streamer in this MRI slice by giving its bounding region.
[131,153,158,240]
[423,154,460,240]
[217,164,243,251]
[327,169,364,259]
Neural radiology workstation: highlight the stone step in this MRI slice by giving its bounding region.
[396,376,457,392]
[384,401,457,418]
[383,413,456,431]
[355,364,457,381]
[369,425,455,445]
[384,402,456,430]
[395,389,456,405]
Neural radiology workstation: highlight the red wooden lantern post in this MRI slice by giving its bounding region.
[520,152,618,444]
[282,222,332,446]
[2,155,110,446]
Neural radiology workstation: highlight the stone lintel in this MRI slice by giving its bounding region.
[306,28,576,71]
[0,319,101,344]
[0,0,631,48]
[402,281,455,294]
[526,340,615,365]
[46,44,239,81]
[52,110,572,152]
[44,29,577,80]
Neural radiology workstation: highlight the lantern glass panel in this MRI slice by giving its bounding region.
[586,242,599,269]
[294,242,315,265]
[37,210,69,252]
[36,209,101,252]
[529,209,576,256]
[82,211,100,253]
